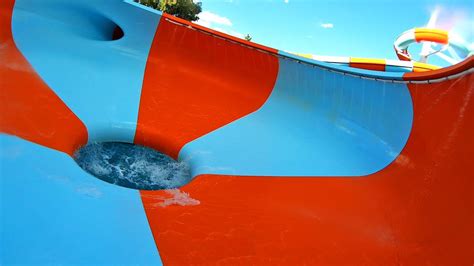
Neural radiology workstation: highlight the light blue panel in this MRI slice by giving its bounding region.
[0,135,162,265]
[179,58,413,177]
[11,0,162,143]
[385,65,412,73]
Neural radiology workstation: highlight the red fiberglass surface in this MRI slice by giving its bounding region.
[139,15,474,265]
[134,14,279,159]
[0,0,87,155]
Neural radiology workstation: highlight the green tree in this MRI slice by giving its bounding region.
[135,0,202,22]
[244,34,252,41]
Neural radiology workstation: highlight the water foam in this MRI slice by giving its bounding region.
[74,142,192,190]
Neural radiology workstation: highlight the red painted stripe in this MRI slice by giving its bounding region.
[134,16,279,159]
[349,58,386,71]
[349,63,386,71]
[141,61,473,264]
[0,0,87,155]
[136,15,278,262]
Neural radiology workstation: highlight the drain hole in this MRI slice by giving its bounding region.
[112,26,124,40]
[74,142,191,190]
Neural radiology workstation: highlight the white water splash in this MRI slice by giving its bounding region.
[157,189,200,207]
[74,142,192,190]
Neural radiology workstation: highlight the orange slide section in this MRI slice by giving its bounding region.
[141,63,473,264]
[134,14,279,159]
[414,28,449,44]
[0,0,87,155]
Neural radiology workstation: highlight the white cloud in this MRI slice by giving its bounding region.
[321,23,334,29]
[196,11,232,27]
[196,11,245,38]
[213,27,244,38]
[284,0,289,3]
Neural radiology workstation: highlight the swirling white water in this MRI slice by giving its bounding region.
[74,142,191,190]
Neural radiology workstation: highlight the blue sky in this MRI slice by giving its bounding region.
[195,0,473,63]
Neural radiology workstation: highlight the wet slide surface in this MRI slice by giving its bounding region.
[1,0,473,265]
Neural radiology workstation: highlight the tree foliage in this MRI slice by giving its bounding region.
[244,34,252,41]
[135,0,202,22]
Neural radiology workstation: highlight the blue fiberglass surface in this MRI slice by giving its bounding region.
[179,57,413,177]
[0,135,162,265]
[11,0,161,143]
